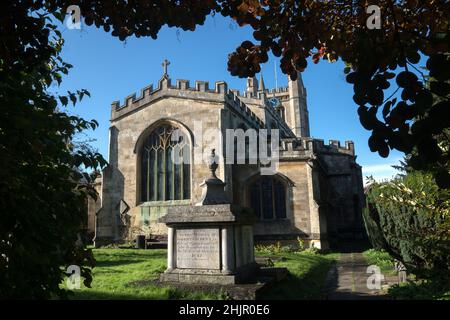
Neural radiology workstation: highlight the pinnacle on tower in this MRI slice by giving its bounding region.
[259,73,266,92]
[287,72,310,137]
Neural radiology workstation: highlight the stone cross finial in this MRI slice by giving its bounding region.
[162,59,170,76]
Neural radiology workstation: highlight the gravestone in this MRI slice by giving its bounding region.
[159,150,258,284]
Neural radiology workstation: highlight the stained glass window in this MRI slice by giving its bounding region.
[140,124,190,202]
[249,176,287,220]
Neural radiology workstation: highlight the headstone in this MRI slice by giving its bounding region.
[136,235,146,249]
[395,259,407,283]
[159,150,258,284]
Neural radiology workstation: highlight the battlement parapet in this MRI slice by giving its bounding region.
[262,99,295,138]
[279,137,314,159]
[225,90,264,129]
[111,77,230,120]
[314,139,355,155]
[229,91,294,138]
[242,91,255,98]
[280,137,355,158]
[269,86,289,94]
[239,87,290,101]
[110,76,265,129]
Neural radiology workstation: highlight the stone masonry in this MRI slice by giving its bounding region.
[91,63,365,250]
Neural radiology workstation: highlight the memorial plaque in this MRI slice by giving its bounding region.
[176,228,220,269]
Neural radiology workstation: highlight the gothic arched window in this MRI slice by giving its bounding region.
[140,123,190,202]
[249,176,286,220]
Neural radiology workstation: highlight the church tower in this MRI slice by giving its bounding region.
[245,76,258,97]
[286,73,310,137]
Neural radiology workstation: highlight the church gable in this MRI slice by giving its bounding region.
[110,75,264,131]
[93,62,365,250]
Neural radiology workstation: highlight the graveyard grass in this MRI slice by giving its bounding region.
[67,248,339,300]
[257,251,339,300]
[362,248,396,276]
[67,248,226,300]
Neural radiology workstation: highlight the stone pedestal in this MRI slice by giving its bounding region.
[160,149,258,284]
[159,204,258,284]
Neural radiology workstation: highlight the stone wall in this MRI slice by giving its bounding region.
[95,74,364,249]
[96,76,270,244]
[86,177,102,238]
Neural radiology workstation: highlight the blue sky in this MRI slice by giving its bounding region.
[56,15,403,182]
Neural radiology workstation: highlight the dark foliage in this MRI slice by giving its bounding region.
[1,0,449,298]
[0,2,106,298]
[363,173,449,281]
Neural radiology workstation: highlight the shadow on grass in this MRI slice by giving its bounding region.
[93,249,167,268]
[95,250,166,259]
[258,253,336,300]
[70,283,220,300]
[94,259,149,268]
[69,288,170,300]
[335,240,372,253]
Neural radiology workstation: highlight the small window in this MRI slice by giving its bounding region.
[249,176,287,220]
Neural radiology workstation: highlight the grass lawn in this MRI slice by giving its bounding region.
[69,249,224,299]
[68,248,339,300]
[362,248,396,276]
[257,251,340,300]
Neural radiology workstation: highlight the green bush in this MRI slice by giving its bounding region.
[255,240,311,255]
[255,242,283,255]
[363,249,396,275]
[363,172,449,280]
[388,281,450,300]
[362,203,387,250]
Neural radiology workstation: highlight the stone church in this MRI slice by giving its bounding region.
[89,61,365,250]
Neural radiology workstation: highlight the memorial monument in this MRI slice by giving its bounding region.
[159,150,258,284]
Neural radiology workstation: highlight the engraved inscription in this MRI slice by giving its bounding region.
[176,228,220,269]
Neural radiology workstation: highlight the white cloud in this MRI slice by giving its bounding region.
[362,163,397,173]
[361,158,403,184]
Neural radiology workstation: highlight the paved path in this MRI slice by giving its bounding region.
[325,252,392,300]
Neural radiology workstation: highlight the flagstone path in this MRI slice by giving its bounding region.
[324,241,399,300]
